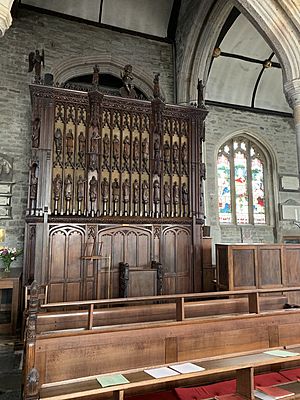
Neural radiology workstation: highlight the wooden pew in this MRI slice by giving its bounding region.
[23,285,300,399]
[39,345,300,400]
[36,294,287,333]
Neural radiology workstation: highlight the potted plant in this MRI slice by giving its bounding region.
[0,247,22,272]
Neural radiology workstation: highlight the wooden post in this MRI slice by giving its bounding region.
[236,367,254,399]
[88,303,94,330]
[248,292,260,314]
[113,389,124,400]
[176,297,185,321]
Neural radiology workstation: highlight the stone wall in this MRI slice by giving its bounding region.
[0,9,174,268]
[204,104,300,261]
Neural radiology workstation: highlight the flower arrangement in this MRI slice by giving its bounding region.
[0,247,22,272]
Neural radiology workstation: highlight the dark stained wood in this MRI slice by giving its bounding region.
[0,268,22,334]
[24,84,208,301]
[36,295,287,332]
[217,244,300,303]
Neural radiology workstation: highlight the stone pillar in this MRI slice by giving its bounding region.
[0,0,13,37]
[285,79,300,176]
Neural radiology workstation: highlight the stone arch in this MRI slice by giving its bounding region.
[178,0,300,105]
[51,55,165,100]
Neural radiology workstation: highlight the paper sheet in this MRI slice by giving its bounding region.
[97,374,129,387]
[144,367,180,378]
[169,362,205,374]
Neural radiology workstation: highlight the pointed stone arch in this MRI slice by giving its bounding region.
[51,54,165,100]
[177,0,300,106]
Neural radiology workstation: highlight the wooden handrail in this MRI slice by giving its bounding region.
[36,286,300,329]
[40,286,300,309]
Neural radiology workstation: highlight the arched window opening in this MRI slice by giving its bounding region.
[64,73,148,100]
[217,136,266,225]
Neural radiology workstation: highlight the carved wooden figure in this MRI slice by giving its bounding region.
[66,129,74,167]
[133,179,139,215]
[64,174,73,215]
[77,175,85,215]
[112,178,120,215]
[52,173,62,215]
[122,178,130,215]
[29,162,38,214]
[32,118,40,148]
[112,135,120,169]
[28,49,44,84]
[102,133,110,168]
[101,177,109,215]
[78,132,86,168]
[163,140,171,174]
[173,181,180,216]
[89,176,98,216]
[142,137,149,171]
[54,128,62,166]
[163,181,171,216]
[133,137,139,170]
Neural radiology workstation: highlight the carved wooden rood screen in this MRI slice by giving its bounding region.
[24,75,207,302]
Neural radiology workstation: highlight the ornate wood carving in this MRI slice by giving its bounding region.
[25,78,208,300]
[119,262,129,297]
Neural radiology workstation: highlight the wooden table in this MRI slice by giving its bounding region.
[0,268,22,334]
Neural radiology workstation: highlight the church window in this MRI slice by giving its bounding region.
[217,136,266,225]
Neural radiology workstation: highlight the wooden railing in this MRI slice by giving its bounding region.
[38,286,300,330]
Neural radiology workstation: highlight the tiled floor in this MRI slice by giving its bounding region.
[0,336,22,399]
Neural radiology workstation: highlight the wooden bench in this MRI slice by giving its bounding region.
[39,345,300,400]
[23,284,300,399]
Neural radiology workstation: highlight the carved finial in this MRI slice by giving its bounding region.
[120,64,137,98]
[92,64,100,87]
[153,73,161,99]
[197,79,205,108]
[28,49,45,84]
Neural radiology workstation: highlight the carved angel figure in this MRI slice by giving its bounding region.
[28,49,45,83]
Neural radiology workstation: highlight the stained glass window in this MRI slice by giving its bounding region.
[217,154,232,223]
[217,137,266,225]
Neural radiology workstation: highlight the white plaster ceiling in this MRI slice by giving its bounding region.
[206,13,291,113]
[21,0,174,37]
